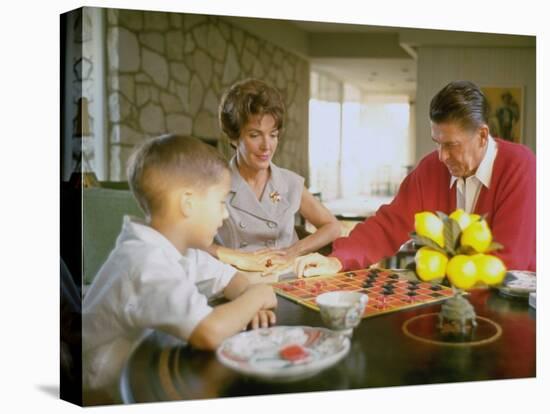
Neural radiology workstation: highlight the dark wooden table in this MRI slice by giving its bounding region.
[119,288,536,403]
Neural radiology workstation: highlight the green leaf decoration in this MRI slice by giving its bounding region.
[488,241,504,252]
[436,211,449,221]
[443,217,462,255]
[410,232,447,254]
[456,245,478,255]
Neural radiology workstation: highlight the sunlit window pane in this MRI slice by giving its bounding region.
[308,72,412,211]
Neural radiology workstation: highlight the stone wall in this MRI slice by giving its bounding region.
[106,9,310,182]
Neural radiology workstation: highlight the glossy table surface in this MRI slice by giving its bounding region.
[120,286,536,403]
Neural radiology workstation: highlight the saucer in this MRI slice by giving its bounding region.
[216,326,350,382]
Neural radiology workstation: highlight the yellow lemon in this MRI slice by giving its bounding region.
[415,247,448,281]
[460,220,492,253]
[449,209,472,230]
[446,255,478,289]
[415,212,445,248]
[473,254,507,285]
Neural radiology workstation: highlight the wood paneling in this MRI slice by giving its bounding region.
[415,47,536,162]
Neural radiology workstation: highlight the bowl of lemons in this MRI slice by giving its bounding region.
[411,209,507,290]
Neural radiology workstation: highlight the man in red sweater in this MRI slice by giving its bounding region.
[295,81,536,276]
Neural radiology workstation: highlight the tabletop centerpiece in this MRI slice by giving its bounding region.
[411,209,507,337]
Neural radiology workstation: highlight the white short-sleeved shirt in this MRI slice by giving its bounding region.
[82,216,237,398]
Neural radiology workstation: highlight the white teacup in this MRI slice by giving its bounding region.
[316,291,369,337]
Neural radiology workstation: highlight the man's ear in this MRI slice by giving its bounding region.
[478,124,490,146]
[179,190,195,217]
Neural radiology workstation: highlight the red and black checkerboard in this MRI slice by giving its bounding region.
[272,268,455,318]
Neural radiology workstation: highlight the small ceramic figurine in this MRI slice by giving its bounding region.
[438,292,478,336]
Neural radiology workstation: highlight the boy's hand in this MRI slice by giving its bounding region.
[294,253,343,278]
[249,310,277,330]
[248,283,278,309]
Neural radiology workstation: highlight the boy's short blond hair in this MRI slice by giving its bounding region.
[127,134,229,218]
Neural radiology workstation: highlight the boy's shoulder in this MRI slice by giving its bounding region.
[116,216,182,259]
[93,239,168,285]
[91,218,182,284]
[183,247,230,272]
[115,244,220,277]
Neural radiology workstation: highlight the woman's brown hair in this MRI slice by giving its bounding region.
[219,79,285,144]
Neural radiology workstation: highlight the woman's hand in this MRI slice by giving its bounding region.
[218,247,287,272]
[259,247,299,276]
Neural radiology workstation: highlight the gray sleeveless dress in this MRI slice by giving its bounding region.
[216,156,305,251]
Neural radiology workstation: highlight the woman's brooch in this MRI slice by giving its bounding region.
[269,191,281,203]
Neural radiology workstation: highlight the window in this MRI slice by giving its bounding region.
[309,71,412,208]
[308,71,343,201]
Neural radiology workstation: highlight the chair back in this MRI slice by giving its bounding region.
[83,188,143,284]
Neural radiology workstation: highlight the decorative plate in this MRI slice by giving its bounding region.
[216,326,350,382]
[498,270,536,298]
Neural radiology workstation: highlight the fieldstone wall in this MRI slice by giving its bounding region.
[106,9,310,182]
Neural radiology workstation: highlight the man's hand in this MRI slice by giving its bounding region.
[294,253,343,278]
[248,310,277,330]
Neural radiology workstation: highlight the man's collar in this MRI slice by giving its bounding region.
[449,135,497,189]
[475,135,497,188]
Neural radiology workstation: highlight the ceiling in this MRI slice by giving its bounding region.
[290,20,402,33]
[287,20,534,101]
[291,21,417,99]
[224,16,535,101]
[311,58,416,99]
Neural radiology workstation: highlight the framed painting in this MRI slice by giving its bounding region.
[481,86,524,143]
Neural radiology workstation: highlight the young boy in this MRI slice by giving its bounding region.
[82,134,277,403]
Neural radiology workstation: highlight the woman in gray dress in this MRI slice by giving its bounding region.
[207,79,341,273]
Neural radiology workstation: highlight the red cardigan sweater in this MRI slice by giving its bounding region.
[331,138,536,271]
